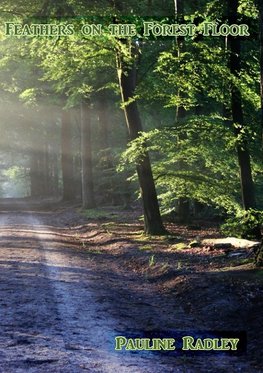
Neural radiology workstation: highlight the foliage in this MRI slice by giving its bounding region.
[221,209,263,239]
[3,165,24,180]
[119,114,243,214]
[0,165,29,197]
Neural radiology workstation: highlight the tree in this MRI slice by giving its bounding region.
[117,40,166,235]
[254,0,263,264]
[61,108,75,200]
[174,0,191,223]
[80,100,95,208]
[257,0,263,147]
[228,0,261,238]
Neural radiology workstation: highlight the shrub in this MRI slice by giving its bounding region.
[221,209,263,239]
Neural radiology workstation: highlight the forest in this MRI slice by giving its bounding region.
[0,0,263,235]
[0,0,263,241]
[0,0,262,372]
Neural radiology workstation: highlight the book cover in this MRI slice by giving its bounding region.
[0,1,262,372]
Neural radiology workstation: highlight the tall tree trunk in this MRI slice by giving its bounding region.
[258,0,263,148]
[61,109,75,200]
[97,94,113,204]
[38,136,49,197]
[97,92,128,206]
[49,150,59,196]
[254,0,263,264]
[97,92,110,151]
[30,150,40,197]
[175,0,191,224]
[117,41,166,235]
[228,0,261,239]
[176,107,190,223]
[43,140,49,196]
[80,101,95,208]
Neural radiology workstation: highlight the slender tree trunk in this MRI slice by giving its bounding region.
[258,0,263,148]
[53,149,59,196]
[97,93,114,204]
[43,141,49,195]
[228,0,261,239]
[97,92,128,206]
[80,101,95,208]
[30,145,49,198]
[30,150,40,197]
[49,150,59,196]
[229,0,256,209]
[254,0,263,264]
[117,41,166,235]
[61,109,75,200]
[38,137,49,196]
[176,107,190,223]
[175,0,191,224]
[73,152,82,199]
[97,92,110,151]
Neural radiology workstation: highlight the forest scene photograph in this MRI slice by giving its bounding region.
[0,0,262,372]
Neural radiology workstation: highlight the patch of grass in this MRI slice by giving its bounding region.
[84,249,103,255]
[149,255,156,267]
[135,233,176,242]
[90,250,103,254]
[125,230,144,236]
[101,222,116,226]
[100,222,144,237]
[134,233,152,241]
[160,262,170,272]
[101,222,117,228]
[177,261,183,270]
[146,234,175,241]
[171,242,189,250]
[139,245,154,251]
[83,209,118,220]
[239,258,254,265]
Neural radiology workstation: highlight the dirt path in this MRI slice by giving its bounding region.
[0,210,161,372]
[0,204,261,372]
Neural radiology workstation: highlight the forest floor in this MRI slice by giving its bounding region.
[0,199,262,372]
